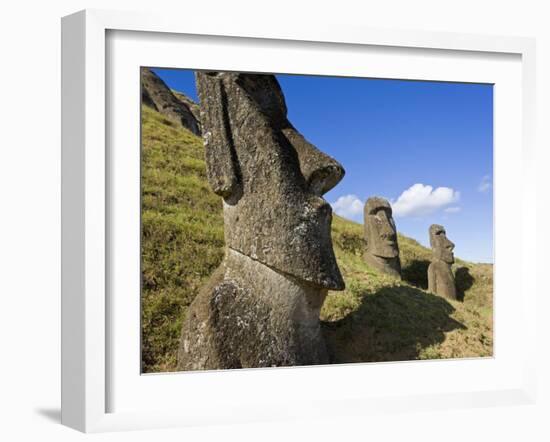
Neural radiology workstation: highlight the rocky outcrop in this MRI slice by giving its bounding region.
[178,72,345,370]
[172,90,201,133]
[140,68,201,135]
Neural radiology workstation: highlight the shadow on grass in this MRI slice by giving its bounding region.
[322,285,466,364]
[455,266,475,302]
[401,259,430,289]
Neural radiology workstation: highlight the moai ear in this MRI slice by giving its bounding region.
[195,72,239,199]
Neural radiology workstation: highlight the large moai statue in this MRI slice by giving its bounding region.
[363,197,401,278]
[177,72,346,370]
[427,224,457,300]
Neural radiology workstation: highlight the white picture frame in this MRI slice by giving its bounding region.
[61,9,537,433]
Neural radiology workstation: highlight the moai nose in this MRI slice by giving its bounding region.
[380,213,397,240]
[308,161,345,196]
[282,127,345,196]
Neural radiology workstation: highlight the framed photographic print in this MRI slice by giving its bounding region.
[61,9,537,433]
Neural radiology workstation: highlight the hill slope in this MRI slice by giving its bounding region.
[141,104,493,373]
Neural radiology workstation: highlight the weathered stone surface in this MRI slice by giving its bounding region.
[178,72,345,370]
[178,249,330,370]
[141,84,157,110]
[363,197,401,278]
[140,68,201,135]
[196,72,345,288]
[172,90,202,133]
[427,224,457,300]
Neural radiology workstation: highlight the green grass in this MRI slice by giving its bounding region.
[141,105,493,373]
[141,106,224,372]
[324,216,493,363]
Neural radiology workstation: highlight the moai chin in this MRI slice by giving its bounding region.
[177,72,345,370]
[363,197,401,278]
[427,224,457,300]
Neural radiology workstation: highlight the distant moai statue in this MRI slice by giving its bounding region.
[427,224,457,300]
[363,197,401,278]
[177,72,345,370]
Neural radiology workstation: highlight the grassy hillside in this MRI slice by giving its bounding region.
[141,106,224,372]
[324,217,493,363]
[141,104,493,373]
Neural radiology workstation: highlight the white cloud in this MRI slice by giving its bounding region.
[392,183,460,218]
[331,194,363,220]
[444,206,461,213]
[478,175,491,193]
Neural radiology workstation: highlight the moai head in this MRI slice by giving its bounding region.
[364,197,400,259]
[429,224,455,264]
[196,72,345,290]
[363,197,401,277]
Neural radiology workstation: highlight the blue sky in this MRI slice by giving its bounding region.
[152,68,493,263]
